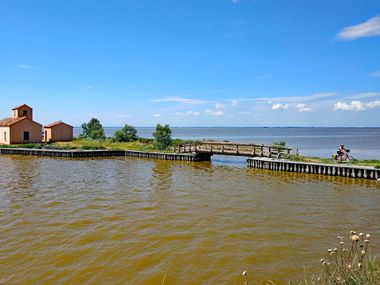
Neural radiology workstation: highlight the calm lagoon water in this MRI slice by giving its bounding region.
[1,155,379,284]
[74,127,380,160]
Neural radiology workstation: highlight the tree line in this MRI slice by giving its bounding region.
[80,118,172,150]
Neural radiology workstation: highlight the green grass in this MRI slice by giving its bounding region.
[0,138,195,152]
[288,155,380,168]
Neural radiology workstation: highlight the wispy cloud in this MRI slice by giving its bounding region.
[295,103,312,112]
[272,103,289,110]
[153,114,162,117]
[17,64,32,69]
[334,100,380,111]
[272,103,312,112]
[215,103,225,110]
[206,109,224,116]
[172,110,200,116]
[337,15,380,40]
[231,99,239,106]
[346,92,380,100]
[150,96,209,105]
[258,92,337,103]
[370,70,380,77]
[117,114,131,119]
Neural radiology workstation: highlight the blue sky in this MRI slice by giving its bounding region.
[1,0,380,127]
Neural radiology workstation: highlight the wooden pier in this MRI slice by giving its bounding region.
[174,141,291,158]
[247,157,380,180]
[0,148,212,161]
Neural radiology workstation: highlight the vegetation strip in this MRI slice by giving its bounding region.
[0,148,212,161]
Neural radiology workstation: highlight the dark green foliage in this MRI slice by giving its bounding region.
[80,118,105,140]
[113,124,138,142]
[152,124,172,150]
[273,140,286,146]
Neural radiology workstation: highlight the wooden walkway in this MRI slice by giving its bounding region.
[0,148,212,161]
[174,141,292,158]
[247,158,380,180]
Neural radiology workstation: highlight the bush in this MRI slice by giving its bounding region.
[80,118,106,140]
[113,124,138,142]
[273,141,286,146]
[153,124,172,150]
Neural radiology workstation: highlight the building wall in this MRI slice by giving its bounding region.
[46,124,73,142]
[0,127,10,145]
[44,128,52,142]
[9,120,42,144]
[13,106,33,121]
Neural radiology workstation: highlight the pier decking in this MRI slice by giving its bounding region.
[0,148,212,161]
[247,157,380,180]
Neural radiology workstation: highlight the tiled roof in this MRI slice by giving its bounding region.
[0,117,27,127]
[12,104,32,110]
[44,121,73,128]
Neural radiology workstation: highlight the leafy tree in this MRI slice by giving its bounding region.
[113,124,138,142]
[153,124,172,150]
[81,118,106,140]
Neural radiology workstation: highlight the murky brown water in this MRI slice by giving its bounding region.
[1,155,379,285]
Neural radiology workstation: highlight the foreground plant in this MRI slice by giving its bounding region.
[303,231,379,285]
[241,231,379,285]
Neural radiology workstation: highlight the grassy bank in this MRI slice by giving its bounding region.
[0,138,196,152]
[288,155,380,169]
[1,140,380,169]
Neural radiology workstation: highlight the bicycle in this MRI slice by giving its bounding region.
[332,150,355,164]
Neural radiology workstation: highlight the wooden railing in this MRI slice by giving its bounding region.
[173,141,291,158]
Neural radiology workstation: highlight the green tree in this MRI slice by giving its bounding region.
[153,124,172,150]
[113,124,138,142]
[81,118,106,140]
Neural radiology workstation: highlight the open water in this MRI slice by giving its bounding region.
[73,127,380,160]
[0,155,379,284]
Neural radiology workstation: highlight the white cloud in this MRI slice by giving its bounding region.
[17,64,31,69]
[117,114,131,118]
[150,96,208,105]
[334,101,366,111]
[347,92,380,100]
[153,114,162,117]
[215,103,225,110]
[256,92,337,103]
[272,103,289,110]
[231,99,238,106]
[337,15,380,40]
[206,109,224,116]
[367,100,380,109]
[370,71,380,77]
[172,110,200,116]
[295,103,312,112]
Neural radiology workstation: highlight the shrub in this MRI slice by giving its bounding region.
[153,124,172,150]
[113,124,138,142]
[273,141,286,146]
[80,118,106,140]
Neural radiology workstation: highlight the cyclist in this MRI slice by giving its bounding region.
[336,144,350,161]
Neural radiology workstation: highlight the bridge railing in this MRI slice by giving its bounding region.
[173,142,291,158]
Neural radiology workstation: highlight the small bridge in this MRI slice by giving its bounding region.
[173,141,292,158]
